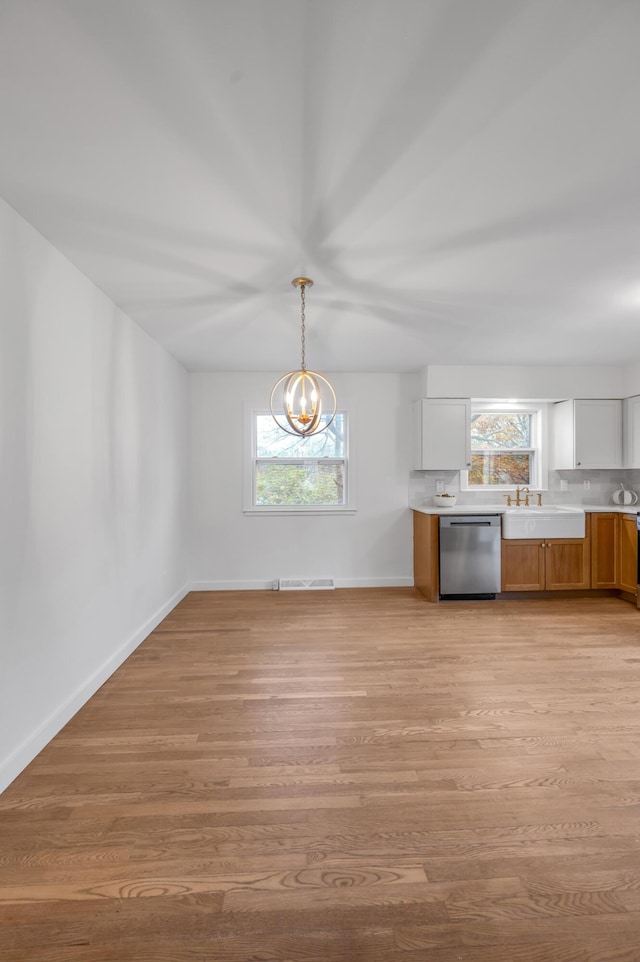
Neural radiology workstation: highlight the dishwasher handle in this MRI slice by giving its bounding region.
[451,520,492,526]
[439,514,500,529]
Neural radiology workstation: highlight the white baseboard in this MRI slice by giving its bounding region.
[334,577,414,588]
[190,580,275,591]
[191,578,413,591]
[0,583,189,795]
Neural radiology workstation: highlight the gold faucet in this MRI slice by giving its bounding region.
[505,487,542,507]
[504,488,521,506]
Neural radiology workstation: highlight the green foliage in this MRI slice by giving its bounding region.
[256,462,344,505]
[255,413,346,506]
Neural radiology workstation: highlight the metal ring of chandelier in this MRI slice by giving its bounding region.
[270,368,337,438]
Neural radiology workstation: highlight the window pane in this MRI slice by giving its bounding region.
[468,452,531,486]
[256,461,345,505]
[471,413,531,450]
[256,414,344,458]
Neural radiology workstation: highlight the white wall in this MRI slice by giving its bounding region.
[189,372,417,589]
[421,365,624,399]
[0,197,189,791]
[624,363,640,398]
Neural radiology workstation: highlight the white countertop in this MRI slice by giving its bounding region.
[410,502,639,516]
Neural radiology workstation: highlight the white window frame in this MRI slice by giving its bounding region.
[244,408,356,515]
[460,402,548,493]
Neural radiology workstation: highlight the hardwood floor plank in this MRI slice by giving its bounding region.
[394,912,640,951]
[2,590,640,960]
[2,862,425,906]
[3,929,406,962]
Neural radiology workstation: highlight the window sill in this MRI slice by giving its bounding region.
[244,507,357,517]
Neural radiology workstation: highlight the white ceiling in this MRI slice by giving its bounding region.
[1,0,640,372]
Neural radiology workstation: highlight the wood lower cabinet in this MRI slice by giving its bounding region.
[502,534,591,592]
[591,513,618,588]
[590,511,637,598]
[500,541,545,591]
[545,538,591,590]
[413,511,439,602]
[414,510,636,604]
[618,513,638,597]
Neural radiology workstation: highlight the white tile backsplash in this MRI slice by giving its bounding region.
[410,470,640,508]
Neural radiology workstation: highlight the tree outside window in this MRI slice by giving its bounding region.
[468,412,534,487]
[254,413,346,506]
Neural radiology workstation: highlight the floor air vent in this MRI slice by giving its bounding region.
[277,578,335,591]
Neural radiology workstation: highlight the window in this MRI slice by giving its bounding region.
[248,412,352,513]
[461,405,545,491]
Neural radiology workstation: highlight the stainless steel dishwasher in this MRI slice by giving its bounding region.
[439,515,501,599]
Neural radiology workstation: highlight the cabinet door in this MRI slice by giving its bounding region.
[591,513,617,588]
[574,400,622,469]
[413,399,471,470]
[554,400,623,470]
[501,540,545,591]
[413,511,439,602]
[545,538,591,590]
[623,396,640,469]
[618,514,638,596]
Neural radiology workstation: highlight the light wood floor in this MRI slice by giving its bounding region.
[3,589,640,961]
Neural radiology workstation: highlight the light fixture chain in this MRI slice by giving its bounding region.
[300,282,306,371]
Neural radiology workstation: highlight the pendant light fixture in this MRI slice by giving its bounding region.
[270,278,337,437]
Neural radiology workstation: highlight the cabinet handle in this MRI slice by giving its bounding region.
[577,462,581,466]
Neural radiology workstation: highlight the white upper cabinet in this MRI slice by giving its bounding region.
[413,399,471,470]
[553,399,623,470]
[624,395,640,469]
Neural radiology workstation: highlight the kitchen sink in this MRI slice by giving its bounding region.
[502,506,586,540]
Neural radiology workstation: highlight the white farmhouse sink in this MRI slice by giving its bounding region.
[502,506,586,540]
